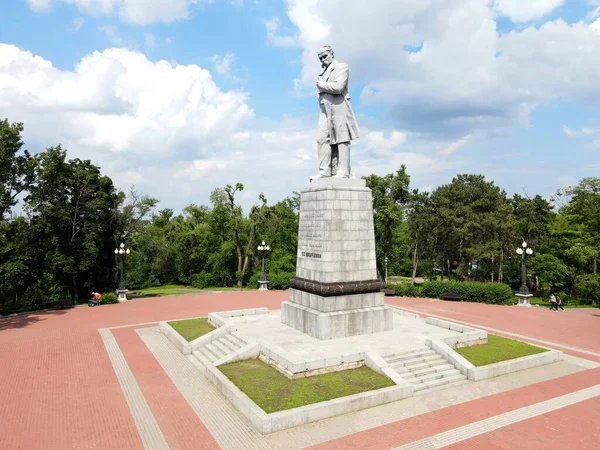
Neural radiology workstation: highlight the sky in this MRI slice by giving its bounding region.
[1,0,600,213]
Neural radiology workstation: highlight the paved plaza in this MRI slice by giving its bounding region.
[1,291,599,449]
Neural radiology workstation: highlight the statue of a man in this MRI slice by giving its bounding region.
[312,45,360,179]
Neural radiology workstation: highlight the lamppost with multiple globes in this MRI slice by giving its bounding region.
[515,241,534,307]
[114,242,131,301]
[384,256,388,284]
[257,241,270,291]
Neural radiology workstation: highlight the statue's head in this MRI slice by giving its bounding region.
[318,45,335,68]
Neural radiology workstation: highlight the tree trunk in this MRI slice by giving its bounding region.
[594,257,598,275]
[412,236,419,284]
[499,247,504,283]
[72,274,79,306]
[491,253,494,283]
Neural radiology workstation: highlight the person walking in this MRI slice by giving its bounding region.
[549,293,557,311]
[556,294,565,311]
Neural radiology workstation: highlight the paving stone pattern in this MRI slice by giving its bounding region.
[1,291,599,449]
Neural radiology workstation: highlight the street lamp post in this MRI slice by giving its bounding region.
[114,242,131,302]
[515,241,533,307]
[384,256,388,284]
[257,241,270,291]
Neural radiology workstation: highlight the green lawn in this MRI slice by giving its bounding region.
[168,318,215,342]
[133,284,253,296]
[219,359,395,413]
[456,334,548,367]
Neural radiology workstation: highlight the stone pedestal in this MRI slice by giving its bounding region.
[258,280,269,291]
[281,178,393,339]
[515,293,533,307]
[118,289,129,302]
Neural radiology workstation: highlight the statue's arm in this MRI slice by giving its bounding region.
[317,63,348,95]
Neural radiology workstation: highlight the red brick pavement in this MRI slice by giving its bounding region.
[113,325,220,450]
[443,396,600,450]
[0,291,284,450]
[0,292,598,449]
[310,367,600,449]
[388,297,600,354]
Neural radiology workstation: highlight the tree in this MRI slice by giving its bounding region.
[565,178,600,274]
[0,119,34,219]
[364,165,411,278]
[406,191,435,283]
[529,253,570,292]
[25,146,120,304]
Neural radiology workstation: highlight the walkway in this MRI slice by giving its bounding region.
[0,292,598,449]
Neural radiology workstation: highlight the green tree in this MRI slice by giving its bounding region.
[364,165,411,277]
[0,119,34,219]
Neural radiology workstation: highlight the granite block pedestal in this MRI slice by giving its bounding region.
[281,177,393,339]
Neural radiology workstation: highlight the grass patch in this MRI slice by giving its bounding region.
[133,284,254,297]
[219,359,395,413]
[456,334,548,367]
[168,318,215,342]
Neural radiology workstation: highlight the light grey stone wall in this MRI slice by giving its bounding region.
[288,288,385,312]
[281,300,393,340]
[295,180,378,283]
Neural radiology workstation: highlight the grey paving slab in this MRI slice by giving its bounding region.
[227,310,460,360]
[138,326,597,450]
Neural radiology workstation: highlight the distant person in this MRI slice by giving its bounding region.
[556,294,565,311]
[549,293,557,311]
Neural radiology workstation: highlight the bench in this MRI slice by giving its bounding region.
[380,288,396,296]
[442,292,461,301]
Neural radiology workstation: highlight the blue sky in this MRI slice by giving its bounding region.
[1,0,599,212]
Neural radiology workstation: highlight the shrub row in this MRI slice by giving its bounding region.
[101,292,119,304]
[388,281,513,304]
[248,271,295,290]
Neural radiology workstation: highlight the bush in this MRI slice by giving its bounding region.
[421,281,513,304]
[248,271,295,290]
[102,292,119,304]
[191,272,214,289]
[387,282,423,297]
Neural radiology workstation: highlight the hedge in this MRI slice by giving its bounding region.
[101,292,119,304]
[388,281,513,304]
[248,271,295,290]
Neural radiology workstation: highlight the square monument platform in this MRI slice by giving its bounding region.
[281,177,393,339]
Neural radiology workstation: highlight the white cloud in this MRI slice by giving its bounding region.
[362,130,407,156]
[26,0,52,12]
[276,0,600,139]
[211,53,235,75]
[439,134,472,155]
[27,0,196,25]
[98,25,123,45]
[265,17,299,47]
[492,0,565,23]
[561,123,598,141]
[68,17,85,32]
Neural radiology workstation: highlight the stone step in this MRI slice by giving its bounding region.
[395,354,443,368]
[401,363,456,379]
[392,358,447,374]
[380,347,430,361]
[195,347,217,364]
[204,343,225,359]
[386,350,437,364]
[406,368,461,384]
[412,377,449,392]
[211,339,232,356]
[413,374,468,394]
[216,336,238,353]
[223,333,246,348]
